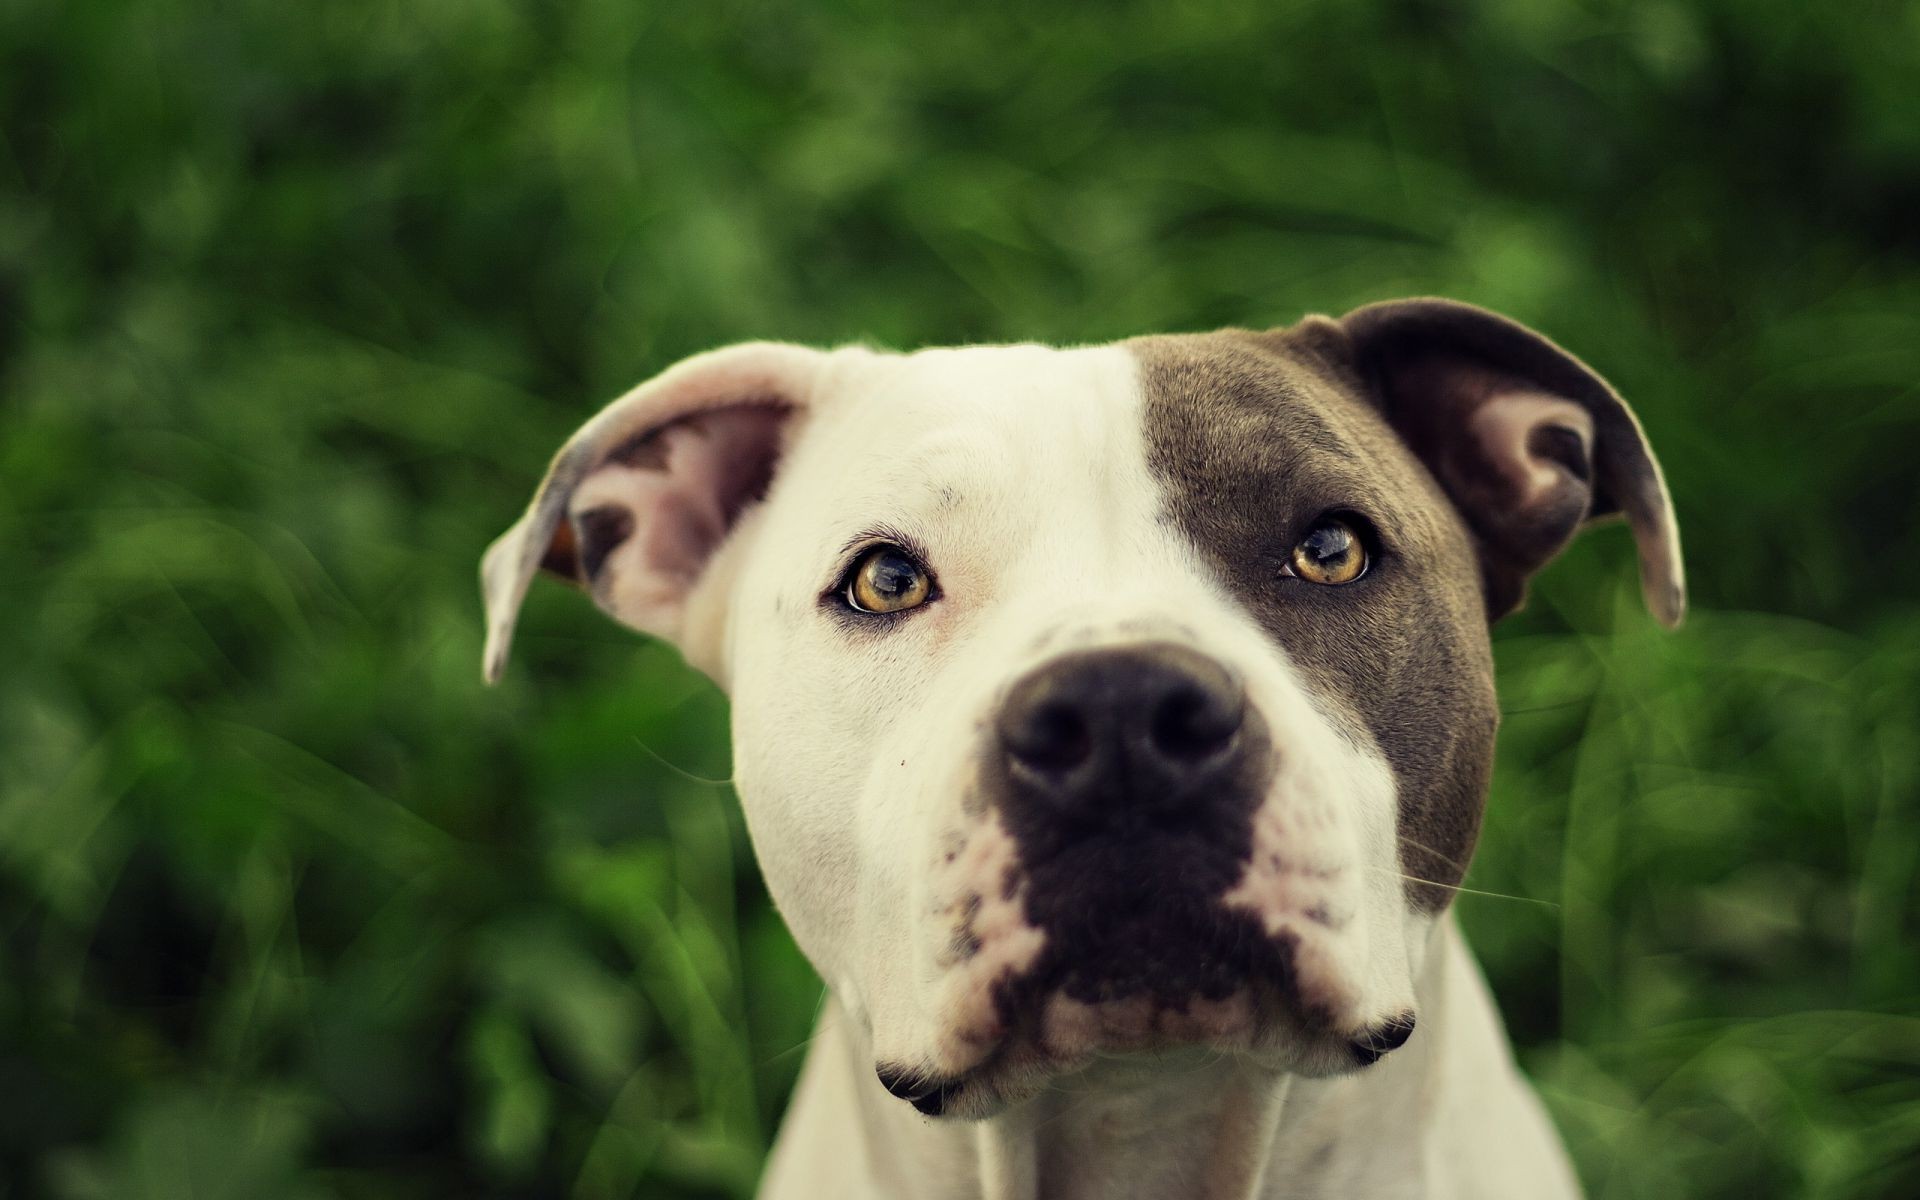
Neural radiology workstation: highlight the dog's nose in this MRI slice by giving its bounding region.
[995,643,1249,824]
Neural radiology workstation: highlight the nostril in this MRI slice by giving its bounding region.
[1004,700,1093,772]
[1150,684,1243,762]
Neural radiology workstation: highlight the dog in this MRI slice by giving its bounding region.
[479,298,1683,1199]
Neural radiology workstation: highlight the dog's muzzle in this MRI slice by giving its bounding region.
[895,644,1410,1115]
[982,642,1276,1009]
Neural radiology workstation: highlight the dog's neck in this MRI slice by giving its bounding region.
[772,920,1499,1200]
[966,1056,1303,1200]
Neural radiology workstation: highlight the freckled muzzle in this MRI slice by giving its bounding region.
[882,642,1418,1118]
[984,642,1276,1007]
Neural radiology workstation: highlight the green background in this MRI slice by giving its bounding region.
[4,1,1918,1196]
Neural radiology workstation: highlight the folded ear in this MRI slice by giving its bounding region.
[1331,298,1684,627]
[480,341,837,683]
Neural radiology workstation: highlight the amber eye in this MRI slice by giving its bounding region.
[1289,517,1369,585]
[846,546,934,614]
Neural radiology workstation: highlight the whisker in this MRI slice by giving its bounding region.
[1392,832,1473,876]
[1362,865,1559,909]
[760,987,831,1066]
[1032,1085,1090,1131]
[629,734,737,787]
[761,1030,820,1066]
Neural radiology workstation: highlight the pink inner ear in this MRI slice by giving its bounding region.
[1465,390,1595,509]
[565,402,791,635]
[642,406,787,579]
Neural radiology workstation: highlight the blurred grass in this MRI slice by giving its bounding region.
[3,0,1918,1196]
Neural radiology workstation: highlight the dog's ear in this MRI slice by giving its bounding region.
[480,341,839,683]
[1320,298,1684,627]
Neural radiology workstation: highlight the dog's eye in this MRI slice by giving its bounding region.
[846,546,934,614]
[1287,517,1368,586]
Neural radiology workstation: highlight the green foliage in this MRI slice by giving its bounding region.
[3,0,1916,1195]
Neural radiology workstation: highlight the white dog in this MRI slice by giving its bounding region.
[481,299,1682,1199]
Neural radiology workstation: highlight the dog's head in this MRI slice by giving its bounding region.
[481,299,1682,1117]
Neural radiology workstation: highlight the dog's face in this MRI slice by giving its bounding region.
[482,300,1682,1118]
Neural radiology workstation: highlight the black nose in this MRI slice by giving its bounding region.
[995,643,1251,828]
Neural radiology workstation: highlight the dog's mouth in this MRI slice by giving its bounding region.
[890,885,1414,1119]
[905,780,1413,1119]
[881,986,1415,1120]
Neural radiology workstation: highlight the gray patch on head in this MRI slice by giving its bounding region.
[1131,331,1498,912]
